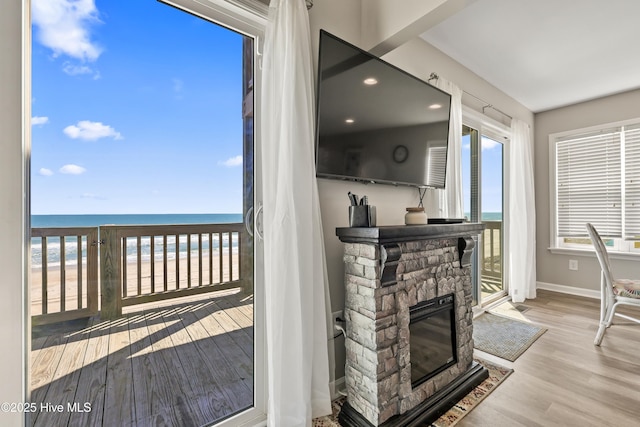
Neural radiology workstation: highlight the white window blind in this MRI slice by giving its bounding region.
[556,128,621,237]
[624,123,640,239]
[427,145,447,187]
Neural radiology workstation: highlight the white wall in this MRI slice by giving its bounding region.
[383,38,534,127]
[0,1,28,426]
[360,0,480,56]
[310,2,533,383]
[361,0,447,47]
[309,0,362,55]
[535,89,640,292]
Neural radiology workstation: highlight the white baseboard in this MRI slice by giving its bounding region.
[536,281,600,299]
[330,376,346,401]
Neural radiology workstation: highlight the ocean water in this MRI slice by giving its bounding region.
[31,214,242,268]
[463,212,503,221]
[31,213,242,228]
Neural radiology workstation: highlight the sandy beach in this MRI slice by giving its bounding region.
[31,251,240,317]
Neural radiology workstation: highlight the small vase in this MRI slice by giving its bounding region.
[405,207,428,225]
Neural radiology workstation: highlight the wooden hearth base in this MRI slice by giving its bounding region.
[338,362,489,427]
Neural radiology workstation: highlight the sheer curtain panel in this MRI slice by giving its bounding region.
[508,119,536,303]
[261,0,332,425]
[434,77,464,219]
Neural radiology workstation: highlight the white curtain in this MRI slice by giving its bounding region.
[508,119,537,303]
[261,0,332,425]
[434,77,464,218]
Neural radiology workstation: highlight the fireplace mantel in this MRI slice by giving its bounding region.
[336,223,488,426]
[336,223,485,245]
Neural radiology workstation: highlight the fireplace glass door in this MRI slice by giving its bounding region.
[409,294,457,387]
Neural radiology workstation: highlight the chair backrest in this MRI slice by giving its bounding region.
[586,223,615,296]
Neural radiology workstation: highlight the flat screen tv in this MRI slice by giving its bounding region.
[315,30,452,188]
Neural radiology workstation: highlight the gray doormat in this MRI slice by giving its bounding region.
[473,312,546,361]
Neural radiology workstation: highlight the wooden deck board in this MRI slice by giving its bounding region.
[31,289,253,427]
[31,335,48,353]
[215,295,254,338]
[174,303,253,415]
[207,299,254,358]
[192,299,254,386]
[67,318,110,427]
[161,306,246,423]
[137,307,206,426]
[33,319,92,427]
[103,317,135,426]
[30,333,68,426]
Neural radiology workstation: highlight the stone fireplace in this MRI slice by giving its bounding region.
[336,224,488,426]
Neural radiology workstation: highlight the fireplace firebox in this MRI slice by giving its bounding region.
[409,294,457,387]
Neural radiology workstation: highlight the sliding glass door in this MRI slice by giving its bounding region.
[29,1,266,426]
[462,119,508,306]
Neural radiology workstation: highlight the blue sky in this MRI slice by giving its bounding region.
[461,134,504,214]
[31,0,245,215]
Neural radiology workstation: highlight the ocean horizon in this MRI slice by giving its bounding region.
[464,212,502,221]
[32,213,243,228]
[31,213,243,269]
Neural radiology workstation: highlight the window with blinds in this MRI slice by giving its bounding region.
[554,122,640,242]
[427,145,448,187]
[624,124,640,239]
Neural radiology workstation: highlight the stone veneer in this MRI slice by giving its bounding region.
[341,236,475,425]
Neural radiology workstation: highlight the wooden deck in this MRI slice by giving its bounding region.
[30,289,254,427]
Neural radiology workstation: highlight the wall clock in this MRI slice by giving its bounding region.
[393,145,409,163]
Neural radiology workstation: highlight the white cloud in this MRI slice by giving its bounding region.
[39,168,54,176]
[32,0,103,62]
[62,62,92,75]
[59,164,87,175]
[64,120,123,141]
[32,116,49,126]
[481,138,500,151]
[62,62,101,80]
[220,155,243,167]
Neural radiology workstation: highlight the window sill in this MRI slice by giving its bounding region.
[548,247,640,261]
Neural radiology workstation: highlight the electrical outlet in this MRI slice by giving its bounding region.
[569,259,578,271]
[332,310,344,338]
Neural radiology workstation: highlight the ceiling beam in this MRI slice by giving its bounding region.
[362,0,478,57]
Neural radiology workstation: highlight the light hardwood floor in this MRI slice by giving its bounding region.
[30,289,253,427]
[460,289,640,427]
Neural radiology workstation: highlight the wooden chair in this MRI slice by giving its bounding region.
[586,223,640,345]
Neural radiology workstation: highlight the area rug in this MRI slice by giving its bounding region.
[473,312,546,361]
[312,358,512,427]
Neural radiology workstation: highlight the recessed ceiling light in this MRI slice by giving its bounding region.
[345,118,355,124]
[429,103,442,109]
[363,77,378,85]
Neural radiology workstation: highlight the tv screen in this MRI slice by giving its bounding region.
[315,30,452,188]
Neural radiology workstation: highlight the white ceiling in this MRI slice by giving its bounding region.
[420,0,640,112]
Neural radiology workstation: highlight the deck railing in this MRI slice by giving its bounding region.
[100,223,244,319]
[481,220,502,284]
[32,223,246,322]
[31,227,99,325]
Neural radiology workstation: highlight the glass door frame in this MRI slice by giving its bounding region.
[129,1,267,425]
[462,106,511,308]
